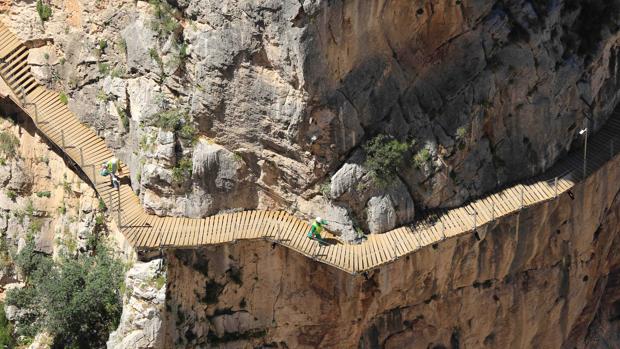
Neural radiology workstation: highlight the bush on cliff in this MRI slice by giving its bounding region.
[6,238,124,348]
[363,134,411,186]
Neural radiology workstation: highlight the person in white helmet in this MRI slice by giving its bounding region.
[100,157,122,189]
[307,217,327,241]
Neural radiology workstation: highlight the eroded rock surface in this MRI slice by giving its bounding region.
[107,259,166,349]
[159,152,620,348]
[3,1,620,236]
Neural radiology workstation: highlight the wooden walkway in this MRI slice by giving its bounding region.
[0,22,619,274]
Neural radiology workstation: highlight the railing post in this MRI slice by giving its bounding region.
[473,210,477,232]
[554,177,558,198]
[441,220,446,240]
[117,190,121,229]
[520,186,524,209]
[89,165,97,186]
[491,201,495,221]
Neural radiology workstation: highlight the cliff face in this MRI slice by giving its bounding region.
[2,0,620,237]
[159,153,620,348]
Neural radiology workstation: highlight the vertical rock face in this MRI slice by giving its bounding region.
[159,154,620,348]
[0,111,102,259]
[3,0,620,236]
[107,259,166,349]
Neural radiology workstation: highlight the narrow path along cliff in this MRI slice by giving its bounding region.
[1,21,620,275]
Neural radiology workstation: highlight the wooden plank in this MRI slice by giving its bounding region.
[211,215,222,243]
[239,211,251,238]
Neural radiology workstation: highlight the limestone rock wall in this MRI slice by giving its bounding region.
[3,1,620,238]
[159,151,620,348]
[0,110,103,263]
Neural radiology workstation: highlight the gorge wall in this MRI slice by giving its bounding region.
[2,0,620,238]
[158,151,620,348]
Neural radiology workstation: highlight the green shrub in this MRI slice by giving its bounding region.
[96,89,110,102]
[6,240,124,348]
[58,92,68,105]
[363,134,411,186]
[98,39,107,52]
[179,124,197,143]
[153,108,185,131]
[36,191,51,198]
[0,302,16,348]
[172,157,193,183]
[0,158,5,166]
[456,126,467,141]
[149,0,180,38]
[319,179,331,197]
[5,190,16,201]
[148,48,165,79]
[97,62,110,75]
[36,0,52,23]
[117,37,127,56]
[0,131,19,158]
[116,105,130,130]
[413,148,431,168]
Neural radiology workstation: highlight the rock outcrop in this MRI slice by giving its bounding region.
[107,259,166,349]
[158,151,620,348]
[3,0,620,236]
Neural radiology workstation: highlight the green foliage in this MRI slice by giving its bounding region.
[413,148,431,168]
[5,190,16,201]
[6,240,124,348]
[148,48,165,79]
[152,108,185,131]
[456,126,467,141]
[117,37,127,56]
[36,0,52,23]
[110,66,126,78]
[98,39,107,52]
[97,62,110,75]
[59,92,68,105]
[172,156,193,184]
[0,302,16,348]
[27,219,42,235]
[363,134,411,186]
[98,198,106,211]
[96,89,110,102]
[24,200,34,217]
[36,191,51,198]
[0,158,5,166]
[319,179,331,197]
[0,131,19,158]
[178,124,197,143]
[116,104,130,130]
[149,0,180,38]
[58,202,66,215]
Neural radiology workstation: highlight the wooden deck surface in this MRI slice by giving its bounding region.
[1,22,619,274]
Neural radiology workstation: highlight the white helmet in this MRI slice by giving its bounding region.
[316,217,326,225]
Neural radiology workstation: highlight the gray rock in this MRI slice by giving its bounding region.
[366,195,397,234]
[122,18,158,74]
[126,77,162,124]
[107,260,165,349]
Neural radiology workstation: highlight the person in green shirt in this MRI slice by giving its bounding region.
[307,217,327,241]
[100,157,121,189]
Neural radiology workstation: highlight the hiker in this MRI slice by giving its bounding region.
[100,157,121,189]
[307,217,327,241]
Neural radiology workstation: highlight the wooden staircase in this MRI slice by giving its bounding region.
[0,22,619,274]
